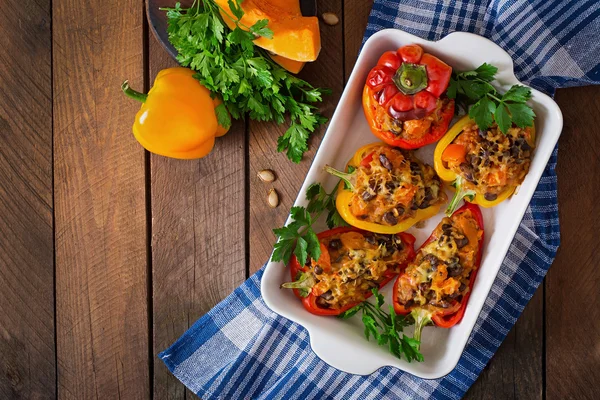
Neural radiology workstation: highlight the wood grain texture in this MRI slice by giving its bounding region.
[546,86,600,400]
[148,35,247,400]
[0,0,55,398]
[53,0,149,398]
[464,288,544,399]
[343,0,373,82]
[248,0,345,273]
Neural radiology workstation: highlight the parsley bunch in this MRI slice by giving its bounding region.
[163,1,330,163]
[447,63,535,134]
[339,289,423,362]
[271,182,346,266]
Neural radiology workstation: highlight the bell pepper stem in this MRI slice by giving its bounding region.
[280,271,315,298]
[410,308,433,350]
[121,80,148,103]
[446,176,476,216]
[324,165,355,191]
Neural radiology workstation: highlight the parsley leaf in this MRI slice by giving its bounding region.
[449,63,535,133]
[271,183,345,266]
[214,103,232,130]
[338,288,424,362]
[163,1,329,163]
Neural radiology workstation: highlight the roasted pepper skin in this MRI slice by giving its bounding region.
[363,44,454,149]
[122,67,229,159]
[289,227,416,316]
[335,143,444,234]
[433,115,536,209]
[392,202,484,328]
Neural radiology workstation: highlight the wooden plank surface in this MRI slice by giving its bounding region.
[1,0,599,398]
[52,0,150,398]
[248,0,345,273]
[148,34,247,400]
[546,86,600,400]
[0,0,55,398]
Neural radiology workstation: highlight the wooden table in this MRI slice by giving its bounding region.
[1,1,599,399]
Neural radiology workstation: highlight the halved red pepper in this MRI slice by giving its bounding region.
[285,226,416,316]
[363,44,455,149]
[392,202,484,345]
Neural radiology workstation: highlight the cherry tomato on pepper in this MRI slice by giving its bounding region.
[363,44,455,149]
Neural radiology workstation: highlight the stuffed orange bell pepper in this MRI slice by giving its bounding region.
[363,44,455,149]
[393,202,484,348]
[324,143,447,234]
[121,67,230,159]
[434,115,535,215]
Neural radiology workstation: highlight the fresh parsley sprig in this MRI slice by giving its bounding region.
[271,182,346,266]
[339,288,424,362]
[163,1,330,163]
[447,63,535,134]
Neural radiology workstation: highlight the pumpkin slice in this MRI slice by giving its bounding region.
[270,54,305,73]
[216,0,321,63]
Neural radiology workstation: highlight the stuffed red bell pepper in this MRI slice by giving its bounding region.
[282,227,416,316]
[392,203,484,347]
[363,44,455,149]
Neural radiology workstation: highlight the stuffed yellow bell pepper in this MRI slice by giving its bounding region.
[434,115,535,215]
[121,67,230,159]
[324,143,447,234]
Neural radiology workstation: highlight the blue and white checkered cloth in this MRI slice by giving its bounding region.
[160,1,600,398]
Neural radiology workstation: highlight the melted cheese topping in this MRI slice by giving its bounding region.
[395,210,482,314]
[349,146,446,225]
[447,122,534,198]
[307,232,412,310]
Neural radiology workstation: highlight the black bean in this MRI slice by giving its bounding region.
[396,205,405,216]
[305,258,312,266]
[314,266,323,275]
[379,154,393,171]
[459,283,467,292]
[492,143,499,152]
[418,282,430,293]
[320,290,333,300]
[447,261,463,277]
[362,190,376,201]
[385,181,396,191]
[383,212,397,225]
[410,202,418,210]
[484,192,498,201]
[358,214,369,220]
[478,128,487,138]
[455,236,469,249]
[442,223,453,231]
[316,297,329,307]
[520,140,531,151]
[422,254,439,266]
[516,158,525,164]
[409,162,421,173]
[364,235,377,245]
[459,163,475,183]
[404,299,415,309]
[328,238,342,250]
[511,146,521,157]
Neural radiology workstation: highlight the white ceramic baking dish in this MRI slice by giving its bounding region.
[261,29,562,379]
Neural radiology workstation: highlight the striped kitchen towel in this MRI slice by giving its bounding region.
[160,1,599,399]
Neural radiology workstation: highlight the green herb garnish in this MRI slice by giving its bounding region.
[271,183,346,266]
[448,63,535,134]
[339,288,424,362]
[163,1,330,163]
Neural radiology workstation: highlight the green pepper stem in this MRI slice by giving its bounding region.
[121,80,148,103]
[410,308,433,350]
[323,165,355,191]
[446,176,476,216]
[280,272,315,292]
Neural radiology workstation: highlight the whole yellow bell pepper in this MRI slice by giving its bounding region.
[325,143,444,234]
[434,115,535,215]
[121,67,230,159]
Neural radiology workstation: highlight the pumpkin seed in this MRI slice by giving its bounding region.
[267,188,279,208]
[322,12,339,26]
[257,169,276,182]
